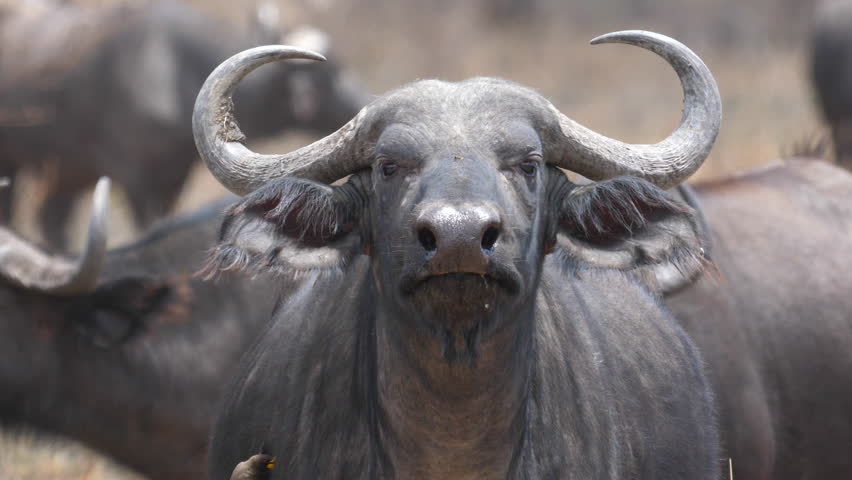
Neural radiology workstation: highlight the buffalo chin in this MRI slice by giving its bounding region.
[409,273,504,364]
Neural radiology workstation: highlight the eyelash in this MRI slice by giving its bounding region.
[519,154,542,176]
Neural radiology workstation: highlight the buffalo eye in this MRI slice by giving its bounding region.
[519,155,541,176]
[380,161,398,178]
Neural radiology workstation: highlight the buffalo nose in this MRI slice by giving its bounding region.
[415,203,502,273]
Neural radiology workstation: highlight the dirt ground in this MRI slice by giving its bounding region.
[0,0,825,478]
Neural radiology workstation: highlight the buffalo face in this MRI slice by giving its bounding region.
[369,88,549,325]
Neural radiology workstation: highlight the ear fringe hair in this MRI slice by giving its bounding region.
[631,232,708,294]
[562,177,688,239]
[198,241,357,280]
[552,234,710,294]
[197,245,253,281]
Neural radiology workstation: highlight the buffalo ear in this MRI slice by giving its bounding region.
[202,174,367,277]
[555,177,707,292]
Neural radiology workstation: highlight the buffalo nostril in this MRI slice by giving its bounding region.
[481,226,500,253]
[418,227,437,253]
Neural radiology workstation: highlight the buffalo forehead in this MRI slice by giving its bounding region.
[381,78,549,125]
[374,79,550,157]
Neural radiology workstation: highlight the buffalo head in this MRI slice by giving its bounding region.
[195,31,719,359]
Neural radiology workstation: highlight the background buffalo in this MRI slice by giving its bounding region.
[664,155,852,480]
[0,0,367,250]
[0,183,286,479]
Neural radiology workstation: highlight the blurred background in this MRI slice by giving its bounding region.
[0,0,823,478]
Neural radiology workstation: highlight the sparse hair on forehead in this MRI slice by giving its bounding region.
[354,77,561,146]
[380,77,552,111]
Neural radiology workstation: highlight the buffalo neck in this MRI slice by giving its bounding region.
[373,301,535,478]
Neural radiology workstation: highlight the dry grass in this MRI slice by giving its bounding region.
[0,430,142,480]
[1,0,824,478]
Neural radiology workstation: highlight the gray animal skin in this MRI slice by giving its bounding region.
[194,31,722,479]
[810,0,852,169]
[666,157,852,480]
[0,0,367,249]
[0,184,283,480]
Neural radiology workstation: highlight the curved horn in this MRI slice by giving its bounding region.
[551,30,722,189]
[0,177,109,294]
[193,45,371,196]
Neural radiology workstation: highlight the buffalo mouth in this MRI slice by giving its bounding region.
[400,268,520,297]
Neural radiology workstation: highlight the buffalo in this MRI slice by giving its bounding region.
[810,0,852,168]
[194,31,722,479]
[662,156,852,480]
[0,179,282,479]
[0,0,367,249]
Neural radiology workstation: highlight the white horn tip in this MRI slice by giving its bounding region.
[263,44,327,63]
[93,176,111,213]
[590,30,665,46]
[90,176,111,235]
